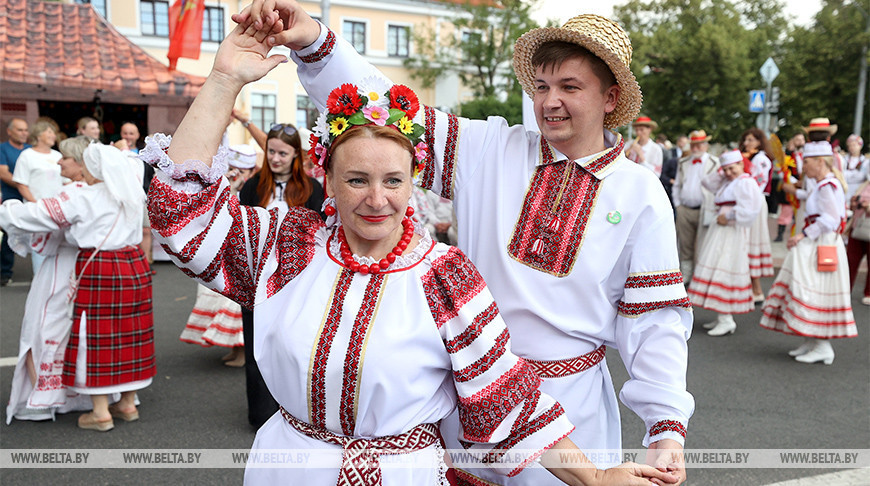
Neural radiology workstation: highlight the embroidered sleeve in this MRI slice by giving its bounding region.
[422,247,574,476]
[147,146,321,308]
[614,198,694,447]
[0,186,80,237]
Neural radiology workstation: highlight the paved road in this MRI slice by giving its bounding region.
[1,237,867,485]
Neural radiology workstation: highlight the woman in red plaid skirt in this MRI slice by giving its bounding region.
[0,142,155,432]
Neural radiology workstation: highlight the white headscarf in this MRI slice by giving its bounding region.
[84,143,146,219]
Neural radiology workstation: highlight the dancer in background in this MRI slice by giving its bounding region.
[761,141,857,363]
[687,149,764,336]
[738,128,775,302]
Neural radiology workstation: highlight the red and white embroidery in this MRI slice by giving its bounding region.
[42,197,69,227]
[266,207,322,298]
[148,177,222,237]
[339,274,385,435]
[422,248,487,328]
[624,271,684,288]
[618,298,693,317]
[485,402,568,476]
[458,359,541,442]
[649,419,686,439]
[440,113,460,200]
[525,345,607,378]
[309,269,354,428]
[445,301,499,354]
[419,105,437,190]
[507,153,600,276]
[299,29,335,63]
[453,328,510,383]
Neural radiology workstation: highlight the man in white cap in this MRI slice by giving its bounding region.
[237,3,692,484]
[673,130,719,282]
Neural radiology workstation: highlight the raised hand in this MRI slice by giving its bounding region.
[232,0,321,50]
[211,20,288,89]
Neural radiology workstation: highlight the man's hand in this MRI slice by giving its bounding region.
[232,0,321,50]
[647,439,686,486]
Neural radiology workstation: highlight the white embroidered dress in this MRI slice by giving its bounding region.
[292,23,695,481]
[747,151,774,278]
[687,174,763,314]
[143,138,575,485]
[760,176,857,339]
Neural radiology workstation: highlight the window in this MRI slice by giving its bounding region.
[342,20,366,54]
[251,93,277,130]
[461,31,482,61]
[141,0,170,37]
[75,0,106,17]
[296,95,319,130]
[388,25,409,58]
[202,6,224,42]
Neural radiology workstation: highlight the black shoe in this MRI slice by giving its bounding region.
[0,276,10,286]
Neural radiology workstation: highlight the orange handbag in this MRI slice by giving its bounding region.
[817,245,837,272]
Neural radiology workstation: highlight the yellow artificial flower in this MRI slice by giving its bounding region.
[329,117,349,136]
[397,116,414,135]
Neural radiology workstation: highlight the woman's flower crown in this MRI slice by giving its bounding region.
[308,77,427,176]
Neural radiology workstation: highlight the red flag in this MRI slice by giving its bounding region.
[167,0,205,70]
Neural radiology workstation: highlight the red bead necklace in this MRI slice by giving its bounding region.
[337,208,415,274]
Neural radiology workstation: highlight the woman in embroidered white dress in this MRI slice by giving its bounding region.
[738,128,776,302]
[144,21,675,486]
[760,141,857,364]
[687,149,764,336]
[4,136,94,423]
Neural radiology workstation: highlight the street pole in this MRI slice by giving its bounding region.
[854,6,869,139]
[321,0,330,28]
[762,80,773,135]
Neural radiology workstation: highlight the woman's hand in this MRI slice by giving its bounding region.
[232,0,321,50]
[786,233,804,249]
[593,462,679,486]
[211,21,288,90]
[781,182,797,195]
[716,213,729,226]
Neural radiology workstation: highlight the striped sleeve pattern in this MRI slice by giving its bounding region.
[415,106,461,201]
[422,247,574,477]
[618,270,692,318]
[148,172,320,308]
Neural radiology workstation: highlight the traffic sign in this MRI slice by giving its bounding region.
[760,57,779,83]
[749,90,766,113]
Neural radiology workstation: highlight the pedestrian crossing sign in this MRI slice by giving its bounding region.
[749,90,765,113]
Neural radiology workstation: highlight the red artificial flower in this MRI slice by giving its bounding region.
[327,83,363,116]
[389,85,420,120]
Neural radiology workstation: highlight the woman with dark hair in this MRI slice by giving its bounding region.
[237,123,324,428]
[739,127,776,302]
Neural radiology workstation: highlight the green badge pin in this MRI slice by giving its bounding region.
[606,210,622,224]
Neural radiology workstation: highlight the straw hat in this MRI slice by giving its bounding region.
[513,14,642,129]
[802,117,837,135]
[632,116,658,129]
[688,129,712,143]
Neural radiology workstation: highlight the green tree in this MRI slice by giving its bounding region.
[614,0,789,143]
[404,0,541,105]
[777,0,870,143]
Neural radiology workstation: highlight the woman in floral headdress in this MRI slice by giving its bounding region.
[143,20,676,486]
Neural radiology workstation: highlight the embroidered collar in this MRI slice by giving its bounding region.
[539,130,625,180]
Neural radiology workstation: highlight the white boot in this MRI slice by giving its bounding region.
[707,314,737,336]
[788,337,815,357]
[794,340,834,365]
[701,316,721,330]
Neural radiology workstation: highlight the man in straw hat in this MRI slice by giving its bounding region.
[236,3,692,483]
[625,116,664,175]
[673,130,720,282]
[803,117,843,172]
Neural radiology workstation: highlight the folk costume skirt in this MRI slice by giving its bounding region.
[748,209,775,278]
[760,233,857,339]
[62,246,156,391]
[687,223,754,314]
[180,284,244,348]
